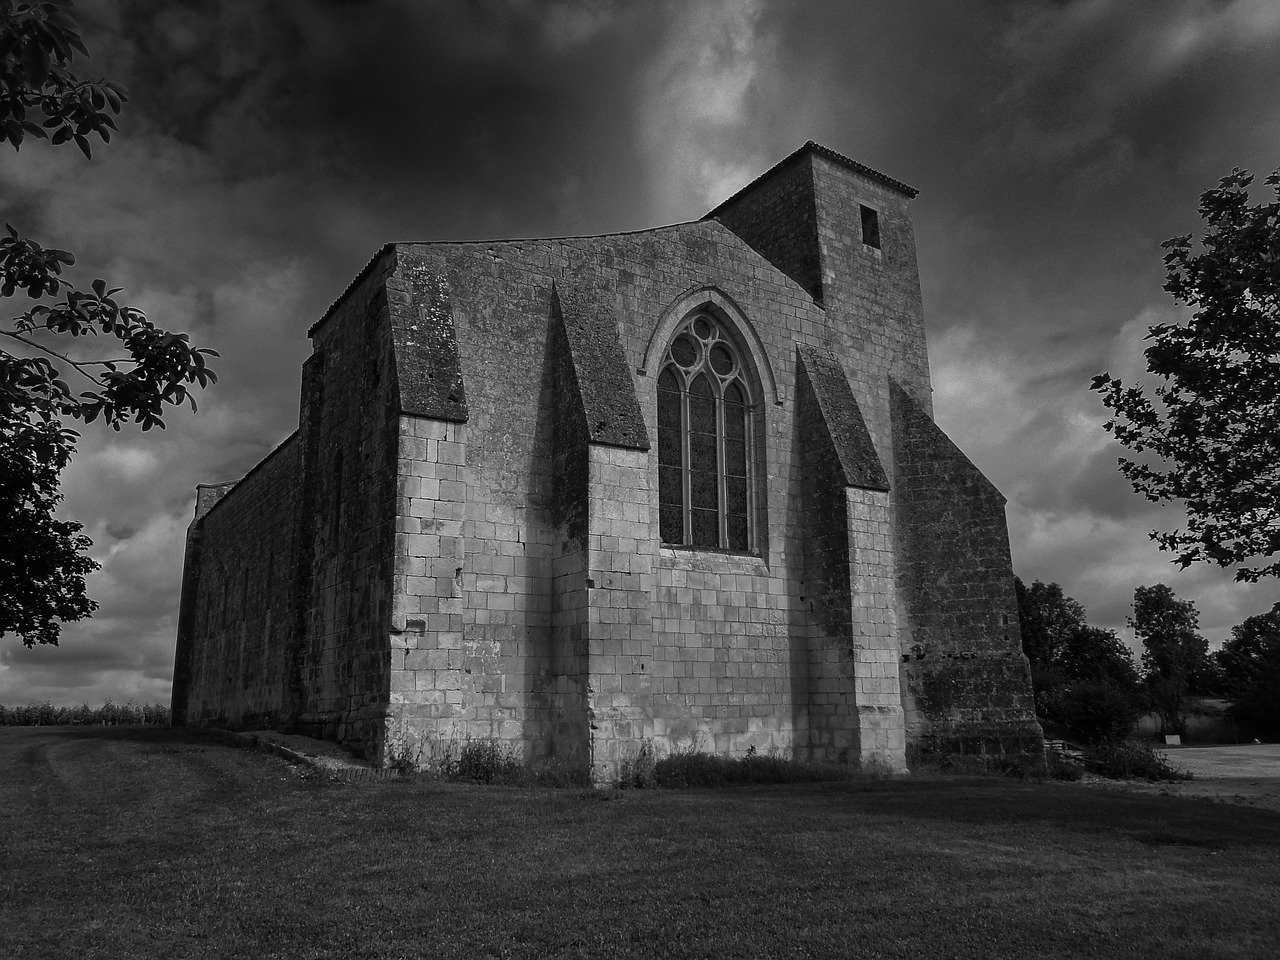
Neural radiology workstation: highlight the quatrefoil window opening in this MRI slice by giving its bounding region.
[657,312,755,552]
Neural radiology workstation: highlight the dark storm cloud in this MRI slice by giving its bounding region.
[0,0,683,704]
[115,2,303,155]
[759,0,1280,353]
[2,0,1277,703]
[105,0,664,240]
[808,0,1280,640]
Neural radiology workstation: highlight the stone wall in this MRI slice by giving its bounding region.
[379,207,923,768]
[810,151,932,418]
[175,251,402,760]
[297,249,401,756]
[174,437,301,730]
[577,443,657,778]
[796,347,904,767]
[709,152,824,302]
[386,415,475,762]
[385,224,825,768]
[890,380,1043,761]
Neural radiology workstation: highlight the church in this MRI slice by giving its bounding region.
[171,141,1042,780]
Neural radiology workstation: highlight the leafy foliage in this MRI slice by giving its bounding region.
[0,415,95,644]
[1016,577,1143,743]
[1216,603,1280,736]
[1044,680,1143,746]
[0,0,124,157]
[1,1,217,646]
[1059,625,1142,690]
[1092,169,1280,582]
[1015,577,1087,668]
[1131,584,1209,736]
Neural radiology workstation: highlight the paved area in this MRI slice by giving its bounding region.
[229,728,382,777]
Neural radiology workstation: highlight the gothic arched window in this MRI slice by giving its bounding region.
[657,311,755,551]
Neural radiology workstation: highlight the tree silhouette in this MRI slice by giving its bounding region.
[1093,169,1280,582]
[1,1,217,646]
[1131,584,1208,737]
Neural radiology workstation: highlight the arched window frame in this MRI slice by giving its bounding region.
[657,311,758,552]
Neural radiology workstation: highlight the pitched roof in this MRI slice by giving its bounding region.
[704,141,919,220]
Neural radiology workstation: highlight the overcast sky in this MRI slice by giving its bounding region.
[3,0,1278,706]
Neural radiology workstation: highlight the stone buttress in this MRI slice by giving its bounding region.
[545,282,655,781]
[796,346,905,769]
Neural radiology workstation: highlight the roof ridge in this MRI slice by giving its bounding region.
[307,222,710,338]
[703,141,918,220]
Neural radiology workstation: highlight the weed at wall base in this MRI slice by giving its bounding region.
[621,746,870,789]
[616,740,657,789]
[394,737,590,788]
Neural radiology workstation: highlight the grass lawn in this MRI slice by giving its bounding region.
[2,726,1278,959]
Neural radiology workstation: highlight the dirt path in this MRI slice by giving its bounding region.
[1082,743,1280,812]
[1159,743,1280,778]
[0,724,307,808]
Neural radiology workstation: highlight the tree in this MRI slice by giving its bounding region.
[1047,680,1143,746]
[1016,577,1143,743]
[1092,169,1280,583]
[1059,625,1141,691]
[1217,603,1280,737]
[1,1,217,647]
[1130,584,1208,736]
[1016,577,1075,713]
[1050,625,1144,744]
[1015,577,1087,669]
[0,416,95,644]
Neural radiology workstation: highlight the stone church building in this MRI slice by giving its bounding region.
[172,142,1042,779]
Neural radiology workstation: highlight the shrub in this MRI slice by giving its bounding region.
[415,738,589,788]
[384,738,421,775]
[616,741,656,789]
[1084,739,1192,781]
[652,750,735,788]
[1045,749,1085,781]
[646,748,859,788]
[446,738,528,784]
[1044,680,1143,745]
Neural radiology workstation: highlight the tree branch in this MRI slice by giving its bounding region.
[0,328,107,386]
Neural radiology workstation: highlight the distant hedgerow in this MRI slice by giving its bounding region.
[0,699,170,726]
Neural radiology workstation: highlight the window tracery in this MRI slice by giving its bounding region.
[657,311,755,551]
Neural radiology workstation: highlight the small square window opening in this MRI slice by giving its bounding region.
[860,204,881,249]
